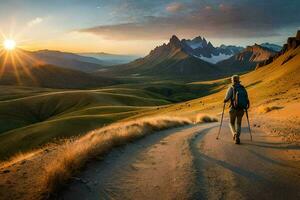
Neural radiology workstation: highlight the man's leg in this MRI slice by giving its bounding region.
[236,109,245,138]
[229,109,237,137]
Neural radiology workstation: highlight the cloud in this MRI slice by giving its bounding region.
[77,0,300,40]
[166,2,185,13]
[27,17,43,27]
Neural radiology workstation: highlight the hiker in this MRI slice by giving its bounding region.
[224,75,250,144]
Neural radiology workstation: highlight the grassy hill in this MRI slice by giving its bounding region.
[0,77,229,160]
[0,87,171,159]
[3,42,298,159]
[0,63,117,89]
[1,31,299,160]
[107,80,226,102]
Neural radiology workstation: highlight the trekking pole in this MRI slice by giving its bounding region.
[245,109,253,141]
[216,103,226,140]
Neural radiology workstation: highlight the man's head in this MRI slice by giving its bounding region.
[231,75,240,84]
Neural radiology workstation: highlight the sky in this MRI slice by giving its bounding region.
[0,0,299,55]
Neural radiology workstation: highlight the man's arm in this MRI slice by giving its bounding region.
[224,87,233,103]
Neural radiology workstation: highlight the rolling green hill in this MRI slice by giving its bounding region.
[0,87,170,159]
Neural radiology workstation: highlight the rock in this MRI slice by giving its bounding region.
[281,44,288,53]
[296,30,300,40]
[287,37,295,49]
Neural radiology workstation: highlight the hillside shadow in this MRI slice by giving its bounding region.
[190,125,267,199]
[242,141,300,150]
[246,149,298,169]
[198,152,266,182]
[245,80,262,88]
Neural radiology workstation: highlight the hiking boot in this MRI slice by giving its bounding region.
[235,136,240,144]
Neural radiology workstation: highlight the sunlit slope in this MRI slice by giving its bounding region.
[0,88,169,159]
[137,46,300,118]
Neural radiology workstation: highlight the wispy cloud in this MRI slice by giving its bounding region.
[27,17,43,27]
[77,0,300,41]
[166,2,185,13]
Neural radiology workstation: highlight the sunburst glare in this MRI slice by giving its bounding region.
[3,39,16,50]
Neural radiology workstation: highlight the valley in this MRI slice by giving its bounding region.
[0,28,299,200]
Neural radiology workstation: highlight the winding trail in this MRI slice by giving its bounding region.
[59,121,300,200]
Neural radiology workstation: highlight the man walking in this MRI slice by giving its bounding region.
[224,75,250,144]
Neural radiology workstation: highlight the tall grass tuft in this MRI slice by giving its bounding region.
[42,116,192,196]
[195,114,218,123]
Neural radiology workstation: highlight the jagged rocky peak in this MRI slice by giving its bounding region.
[170,35,180,44]
[168,35,182,49]
[148,35,184,57]
[183,36,207,49]
[193,36,202,41]
[207,41,214,48]
[202,37,208,46]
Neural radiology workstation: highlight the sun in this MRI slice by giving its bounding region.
[3,39,16,50]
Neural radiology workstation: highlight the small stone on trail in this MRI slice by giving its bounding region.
[20,160,26,165]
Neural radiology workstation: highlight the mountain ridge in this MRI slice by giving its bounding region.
[101,35,224,80]
[216,43,276,73]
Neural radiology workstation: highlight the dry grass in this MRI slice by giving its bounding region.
[41,116,192,196]
[194,114,218,123]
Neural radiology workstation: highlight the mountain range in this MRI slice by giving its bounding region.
[260,43,282,52]
[102,35,224,80]
[103,35,278,79]
[0,35,284,85]
[217,44,277,73]
[182,36,244,64]
[0,49,117,88]
[80,52,140,66]
[27,50,105,72]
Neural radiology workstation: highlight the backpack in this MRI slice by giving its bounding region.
[232,84,248,109]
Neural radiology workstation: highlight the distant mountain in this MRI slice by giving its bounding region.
[0,50,117,88]
[219,45,244,55]
[260,43,282,52]
[256,30,300,69]
[104,35,223,80]
[182,36,244,64]
[217,44,276,73]
[80,52,140,66]
[29,50,105,72]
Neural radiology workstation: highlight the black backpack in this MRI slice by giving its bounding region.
[232,84,249,109]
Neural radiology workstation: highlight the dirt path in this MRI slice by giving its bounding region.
[59,121,300,200]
